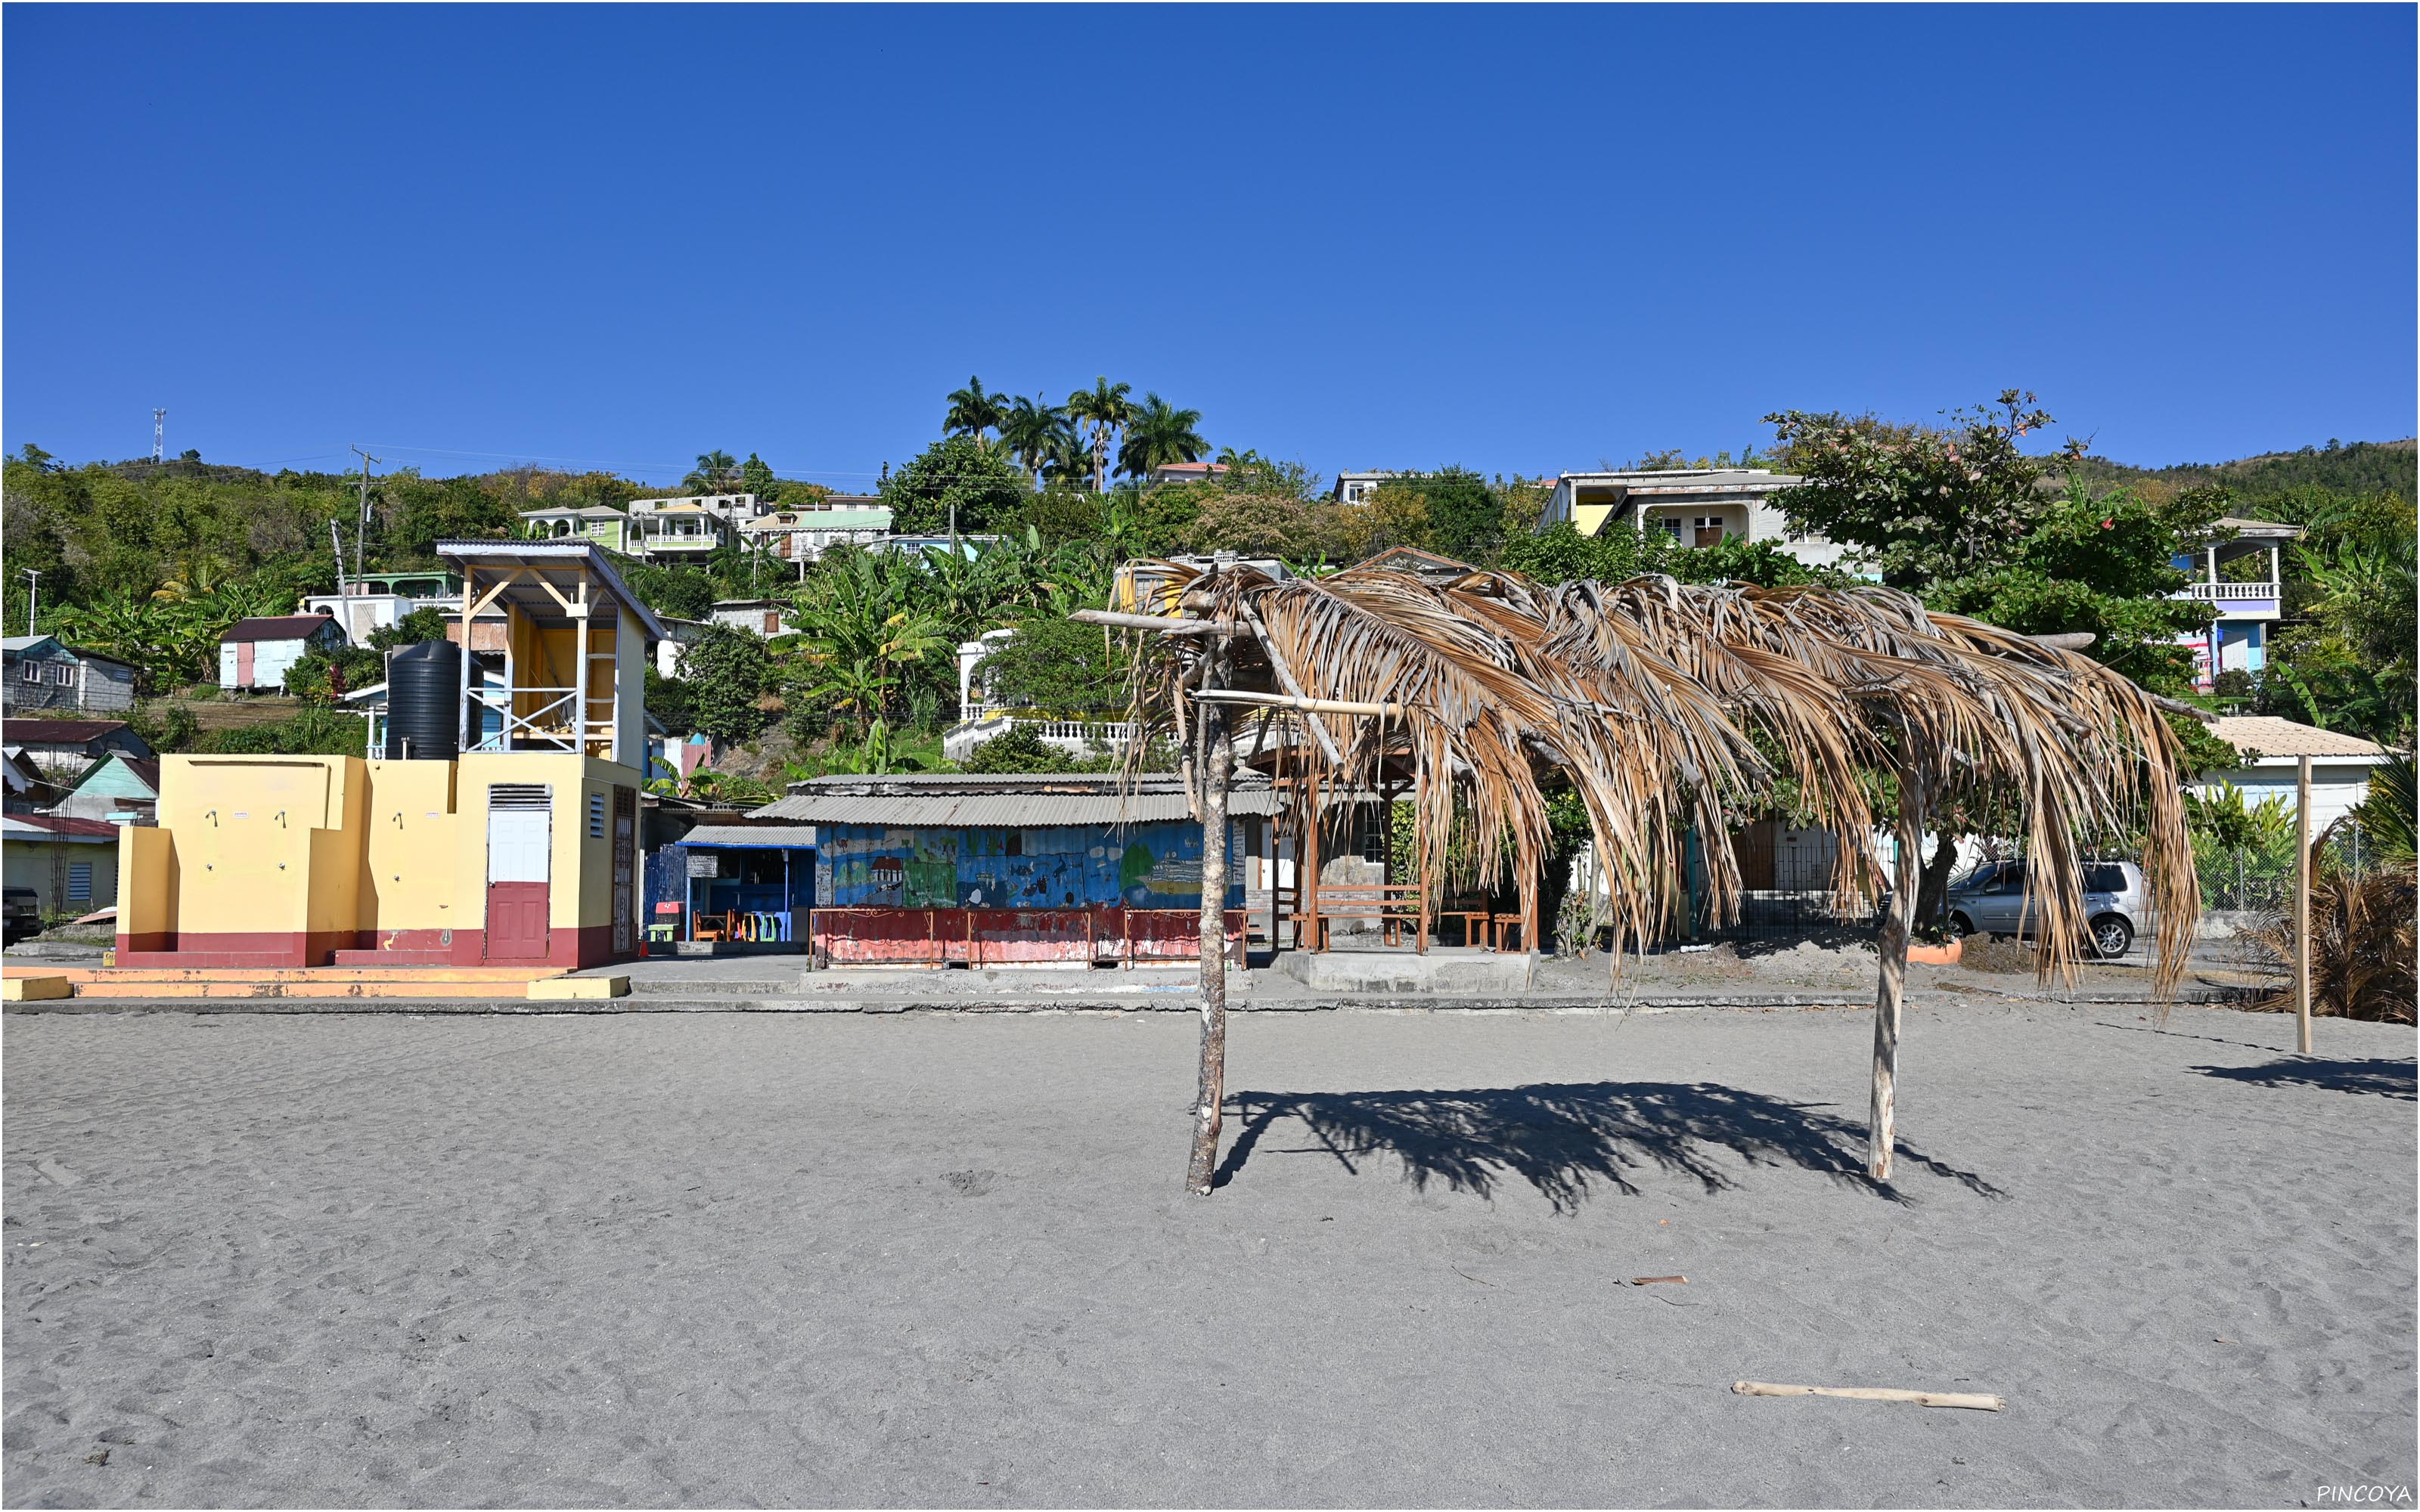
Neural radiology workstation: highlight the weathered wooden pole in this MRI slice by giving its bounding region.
[1869,785,1925,1182]
[2294,752,2313,1054]
[1185,648,1233,1196]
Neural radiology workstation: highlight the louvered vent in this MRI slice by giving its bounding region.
[488,783,552,812]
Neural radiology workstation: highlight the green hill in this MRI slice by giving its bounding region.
[2059,438,2415,514]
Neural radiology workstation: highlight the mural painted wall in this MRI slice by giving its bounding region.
[817,822,1245,911]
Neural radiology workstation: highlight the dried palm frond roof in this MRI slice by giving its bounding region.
[1112,557,2200,989]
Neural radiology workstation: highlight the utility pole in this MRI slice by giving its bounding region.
[152,410,166,463]
[20,569,40,635]
[349,446,381,583]
[330,520,349,596]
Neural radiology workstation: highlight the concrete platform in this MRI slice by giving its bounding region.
[1275,945,1537,995]
[30,965,565,999]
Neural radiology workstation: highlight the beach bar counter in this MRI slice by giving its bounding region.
[753,773,1278,966]
[644,823,816,947]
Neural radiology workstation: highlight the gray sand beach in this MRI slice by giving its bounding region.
[5,1002,2413,1507]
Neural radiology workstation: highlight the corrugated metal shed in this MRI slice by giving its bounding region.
[680,824,818,848]
[753,773,1279,829]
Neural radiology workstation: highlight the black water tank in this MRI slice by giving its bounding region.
[384,638,462,761]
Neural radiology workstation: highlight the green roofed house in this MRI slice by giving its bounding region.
[520,505,634,553]
[48,751,163,825]
[737,496,893,572]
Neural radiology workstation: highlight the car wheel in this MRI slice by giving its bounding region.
[2091,915,2133,959]
[1948,912,1978,938]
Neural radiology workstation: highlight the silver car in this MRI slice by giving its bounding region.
[1944,860,2147,959]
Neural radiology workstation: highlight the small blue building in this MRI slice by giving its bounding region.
[755,773,1278,965]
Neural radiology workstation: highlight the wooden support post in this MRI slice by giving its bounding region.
[456,566,476,752]
[2295,753,2313,1054]
[1303,767,1322,952]
[571,582,591,758]
[1869,789,1924,1182]
[1417,782,1431,956]
[1187,657,1233,1196]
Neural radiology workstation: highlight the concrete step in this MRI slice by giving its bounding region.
[66,978,562,1000]
[49,965,558,984]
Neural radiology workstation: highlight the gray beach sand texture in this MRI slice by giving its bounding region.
[5,1003,2413,1507]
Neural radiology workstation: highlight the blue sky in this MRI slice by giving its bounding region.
[5,5,2412,486]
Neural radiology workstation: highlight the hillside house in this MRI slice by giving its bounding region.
[1535,468,1850,569]
[2,635,138,715]
[1149,462,1230,487]
[2173,517,2304,691]
[734,497,893,569]
[709,600,789,637]
[520,506,634,553]
[218,612,349,692]
[3,812,119,916]
[48,752,163,824]
[302,570,461,643]
[1333,471,1415,504]
[6,719,154,779]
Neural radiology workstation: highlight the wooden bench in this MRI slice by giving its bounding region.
[1294,884,1425,951]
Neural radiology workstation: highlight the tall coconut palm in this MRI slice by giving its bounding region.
[1117,392,1208,481]
[943,377,1007,450]
[684,450,739,494]
[1066,376,1134,493]
[1041,416,1093,493]
[997,394,1067,487]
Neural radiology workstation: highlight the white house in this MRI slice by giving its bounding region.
[1534,468,1850,570]
[218,612,349,692]
[1333,471,1413,505]
[734,496,893,572]
[302,569,460,644]
[708,600,789,637]
[2198,715,2396,835]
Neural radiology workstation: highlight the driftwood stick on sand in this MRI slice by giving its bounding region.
[1733,1381,2004,1411]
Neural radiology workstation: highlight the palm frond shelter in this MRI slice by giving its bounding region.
[1077,556,2203,1192]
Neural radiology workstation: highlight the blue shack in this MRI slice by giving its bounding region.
[754,773,1280,965]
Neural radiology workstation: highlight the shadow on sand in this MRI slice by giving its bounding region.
[1214,1080,2004,1210]
[2193,1056,2417,1100]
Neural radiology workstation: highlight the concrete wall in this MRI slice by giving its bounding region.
[118,749,645,968]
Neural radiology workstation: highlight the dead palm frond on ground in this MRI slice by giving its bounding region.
[1089,558,2204,1191]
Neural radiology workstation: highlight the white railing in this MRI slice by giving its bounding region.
[2189,582,2279,601]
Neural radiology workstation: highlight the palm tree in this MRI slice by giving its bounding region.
[684,450,738,494]
[997,394,1067,487]
[1116,393,1208,481]
[1065,377,1134,493]
[1041,414,1093,492]
[943,377,1007,450]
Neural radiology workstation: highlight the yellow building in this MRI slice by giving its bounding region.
[115,542,664,970]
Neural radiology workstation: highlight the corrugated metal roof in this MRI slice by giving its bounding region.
[681,824,818,848]
[752,773,1280,828]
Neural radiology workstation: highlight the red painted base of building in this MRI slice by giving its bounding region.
[809,906,1245,967]
[114,925,629,971]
